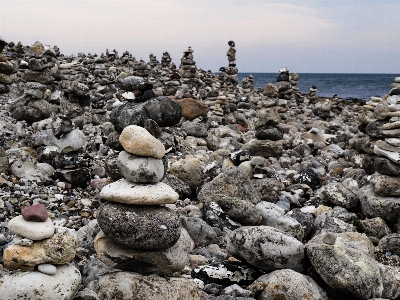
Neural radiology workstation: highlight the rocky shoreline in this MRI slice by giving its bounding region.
[0,38,400,299]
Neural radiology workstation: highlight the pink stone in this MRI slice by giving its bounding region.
[21,204,48,222]
[90,178,107,191]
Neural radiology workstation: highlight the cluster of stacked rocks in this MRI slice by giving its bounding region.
[94,125,194,275]
[0,40,16,94]
[179,46,197,87]
[0,204,80,299]
[10,41,59,123]
[3,37,400,299]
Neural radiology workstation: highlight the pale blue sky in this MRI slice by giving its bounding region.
[0,0,399,73]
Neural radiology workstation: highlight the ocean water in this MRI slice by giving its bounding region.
[236,73,398,101]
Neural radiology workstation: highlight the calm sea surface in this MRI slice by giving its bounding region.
[236,73,398,101]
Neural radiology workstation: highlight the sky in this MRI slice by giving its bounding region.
[0,0,399,73]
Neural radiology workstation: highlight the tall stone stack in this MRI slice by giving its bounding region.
[2,204,81,297]
[348,78,400,226]
[0,39,16,94]
[133,59,149,77]
[10,41,59,123]
[179,46,197,86]
[161,51,172,68]
[94,125,193,274]
[225,40,238,93]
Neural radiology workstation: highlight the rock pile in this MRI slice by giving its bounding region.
[94,125,192,274]
[2,37,400,300]
[0,204,81,299]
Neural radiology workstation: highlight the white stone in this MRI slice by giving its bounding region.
[7,216,55,240]
[0,264,81,300]
[38,263,57,275]
[100,178,178,205]
[300,205,316,214]
[122,91,134,100]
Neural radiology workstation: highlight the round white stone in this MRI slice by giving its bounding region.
[7,216,55,240]
[38,263,57,275]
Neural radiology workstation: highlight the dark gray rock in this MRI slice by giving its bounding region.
[110,96,182,131]
[181,216,219,247]
[378,233,400,256]
[24,82,47,99]
[11,106,43,123]
[161,173,193,199]
[255,125,283,141]
[182,121,208,138]
[374,157,400,176]
[97,202,181,250]
[21,69,54,84]
[251,178,284,203]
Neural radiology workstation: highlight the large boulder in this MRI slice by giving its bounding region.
[176,97,209,120]
[94,228,193,275]
[306,232,400,299]
[359,185,400,223]
[111,96,182,131]
[227,226,305,272]
[93,271,203,300]
[0,264,81,300]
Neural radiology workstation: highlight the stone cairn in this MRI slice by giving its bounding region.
[225,40,238,93]
[347,77,400,227]
[10,41,59,123]
[179,46,197,87]
[0,39,16,94]
[3,203,80,290]
[94,125,193,274]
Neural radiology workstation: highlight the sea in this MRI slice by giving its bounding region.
[236,73,399,102]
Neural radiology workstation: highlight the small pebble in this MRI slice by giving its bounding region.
[37,263,57,275]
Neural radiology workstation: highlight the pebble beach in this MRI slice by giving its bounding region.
[0,38,400,299]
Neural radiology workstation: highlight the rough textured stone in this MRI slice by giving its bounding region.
[227,226,305,272]
[374,157,400,176]
[306,232,400,299]
[117,150,164,183]
[256,202,304,240]
[94,228,193,274]
[119,125,165,158]
[4,227,77,269]
[182,121,208,138]
[371,174,400,196]
[97,202,181,250]
[249,269,329,300]
[93,271,202,300]
[198,167,262,225]
[0,264,81,300]
[243,139,283,158]
[318,182,359,210]
[251,178,284,203]
[169,156,203,192]
[359,185,400,223]
[100,179,178,205]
